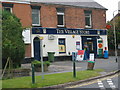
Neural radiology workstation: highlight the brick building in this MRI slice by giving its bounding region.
[1,0,108,61]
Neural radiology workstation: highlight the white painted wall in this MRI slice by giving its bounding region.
[100,35,108,50]
[31,34,108,57]
[31,34,82,57]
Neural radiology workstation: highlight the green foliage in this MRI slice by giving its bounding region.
[32,60,50,67]
[107,17,120,50]
[2,69,103,88]
[2,11,25,68]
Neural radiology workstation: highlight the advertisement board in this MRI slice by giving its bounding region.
[76,50,84,61]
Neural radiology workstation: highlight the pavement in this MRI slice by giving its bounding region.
[20,56,120,89]
[21,56,119,76]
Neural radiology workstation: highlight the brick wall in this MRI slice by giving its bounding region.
[25,44,31,57]
[13,3,32,27]
[40,4,106,29]
[1,2,107,29]
[41,4,57,28]
[65,7,85,28]
[92,9,106,29]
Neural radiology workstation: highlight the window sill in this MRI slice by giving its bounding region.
[57,25,65,28]
[32,24,41,27]
[85,26,92,29]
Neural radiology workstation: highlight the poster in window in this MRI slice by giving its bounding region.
[58,38,66,53]
[59,45,65,52]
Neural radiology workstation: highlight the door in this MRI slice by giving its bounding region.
[81,36,97,58]
[33,37,41,61]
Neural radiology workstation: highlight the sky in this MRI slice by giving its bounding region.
[94,0,120,21]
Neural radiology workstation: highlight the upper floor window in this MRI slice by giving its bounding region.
[2,3,13,13]
[84,10,92,28]
[56,8,65,27]
[31,6,41,26]
[4,7,12,13]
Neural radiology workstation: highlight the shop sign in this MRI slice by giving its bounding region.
[88,53,95,63]
[76,50,84,61]
[32,27,107,35]
[76,41,80,50]
[98,43,103,48]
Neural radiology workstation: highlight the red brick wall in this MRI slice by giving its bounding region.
[65,7,85,28]
[92,9,106,29]
[41,4,57,28]
[13,3,32,27]
[40,4,106,29]
[2,2,106,29]
[25,44,31,57]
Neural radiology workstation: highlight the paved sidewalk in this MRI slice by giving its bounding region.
[21,56,119,76]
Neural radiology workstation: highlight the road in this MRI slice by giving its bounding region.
[66,73,120,90]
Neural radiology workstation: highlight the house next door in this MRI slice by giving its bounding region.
[33,37,41,61]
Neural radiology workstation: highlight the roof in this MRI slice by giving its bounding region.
[30,0,107,10]
[2,0,107,10]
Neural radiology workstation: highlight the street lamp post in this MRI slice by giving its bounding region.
[113,10,118,62]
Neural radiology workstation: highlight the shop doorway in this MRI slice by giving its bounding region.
[33,37,41,60]
[81,36,97,58]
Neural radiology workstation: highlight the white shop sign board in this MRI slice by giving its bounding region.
[89,53,94,61]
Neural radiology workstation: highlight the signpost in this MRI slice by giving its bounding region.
[40,36,44,79]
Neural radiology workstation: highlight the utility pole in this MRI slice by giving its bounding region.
[113,10,118,62]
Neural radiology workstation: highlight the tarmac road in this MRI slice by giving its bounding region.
[66,72,120,90]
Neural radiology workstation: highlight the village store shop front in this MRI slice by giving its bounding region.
[31,27,108,61]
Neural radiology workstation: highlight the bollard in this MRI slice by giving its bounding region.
[72,52,76,78]
[32,64,35,84]
[87,53,95,70]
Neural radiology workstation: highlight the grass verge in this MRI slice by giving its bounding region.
[2,69,104,88]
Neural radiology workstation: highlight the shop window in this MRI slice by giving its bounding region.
[56,8,65,27]
[31,6,41,26]
[84,10,92,28]
[58,38,66,53]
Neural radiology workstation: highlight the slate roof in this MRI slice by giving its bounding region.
[30,0,107,10]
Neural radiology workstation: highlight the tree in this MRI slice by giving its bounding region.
[107,16,120,50]
[2,11,25,68]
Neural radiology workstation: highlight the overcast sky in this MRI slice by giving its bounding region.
[94,0,120,21]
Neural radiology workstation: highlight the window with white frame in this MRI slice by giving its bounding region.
[2,3,13,13]
[84,10,92,28]
[31,6,41,26]
[32,9,40,26]
[4,7,12,13]
[56,8,65,27]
